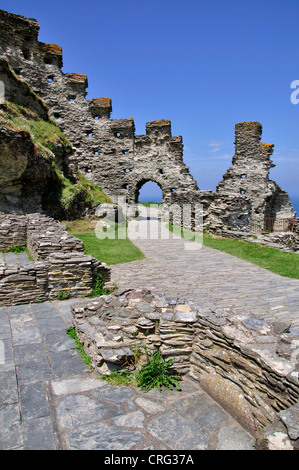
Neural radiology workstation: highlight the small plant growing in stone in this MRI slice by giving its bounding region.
[66,326,92,368]
[89,273,113,298]
[57,290,70,301]
[100,347,182,393]
[134,348,182,393]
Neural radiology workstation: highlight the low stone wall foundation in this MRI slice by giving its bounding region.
[0,213,111,305]
[70,288,299,447]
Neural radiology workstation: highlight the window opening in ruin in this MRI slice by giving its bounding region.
[115,132,121,138]
[87,132,93,138]
[241,174,247,179]
[122,150,128,155]
[125,169,130,173]
[94,116,99,120]
[68,95,76,102]
[171,188,176,192]
[240,189,246,194]
[137,181,162,205]
[159,169,165,174]
[94,151,99,156]
[86,168,92,173]
[122,184,130,189]
[47,76,54,82]
[54,113,60,119]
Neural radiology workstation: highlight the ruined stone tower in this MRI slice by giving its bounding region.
[0,9,295,233]
[216,122,294,230]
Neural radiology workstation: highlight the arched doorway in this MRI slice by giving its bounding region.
[138,181,163,204]
[134,179,163,205]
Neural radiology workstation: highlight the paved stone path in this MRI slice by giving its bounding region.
[112,206,299,330]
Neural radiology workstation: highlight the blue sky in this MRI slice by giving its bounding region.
[2,0,299,208]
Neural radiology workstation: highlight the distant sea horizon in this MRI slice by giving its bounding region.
[290,195,299,216]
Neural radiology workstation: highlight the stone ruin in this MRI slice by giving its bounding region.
[71,288,299,449]
[0,213,111,305]
[0,9,296,238]
[0,9,298,450]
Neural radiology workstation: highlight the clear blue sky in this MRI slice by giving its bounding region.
[2,0,299,208]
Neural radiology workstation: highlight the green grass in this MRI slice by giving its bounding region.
[99,348,182,392]
[67,219,145,265]
[1,100,72,155]
[51,168,112,212]
[139,202,161,208]
[72,231,145,265]
[167,224,299,279]
[66,327,92,368]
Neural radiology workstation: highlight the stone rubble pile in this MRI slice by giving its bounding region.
[71,288,299,448]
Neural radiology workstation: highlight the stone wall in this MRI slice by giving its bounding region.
[0,259,48,305]
[0,9,198,206]
[70,288,299,443]
[168,189,252,233]
[0,213,111,305]
[0,214,27,249]
[216,122,295,224]
[26,213,84,260]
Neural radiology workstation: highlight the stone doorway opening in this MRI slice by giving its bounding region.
[137,180,163,205]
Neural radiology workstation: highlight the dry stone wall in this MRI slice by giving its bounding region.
[70,288,299,444]
[0,213,111,305]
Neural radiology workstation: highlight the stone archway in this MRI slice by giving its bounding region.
[134,179,165,205]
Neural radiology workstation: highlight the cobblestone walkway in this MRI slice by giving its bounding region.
[112,206,299,329]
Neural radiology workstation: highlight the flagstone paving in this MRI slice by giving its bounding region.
[0,300,254,450]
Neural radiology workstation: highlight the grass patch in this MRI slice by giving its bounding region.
[100,348,182,392]
[66,327,92,368]
[65,218,145,265]
[1,100,72,155]
[72,231,145,265]
[167,224,299,279]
